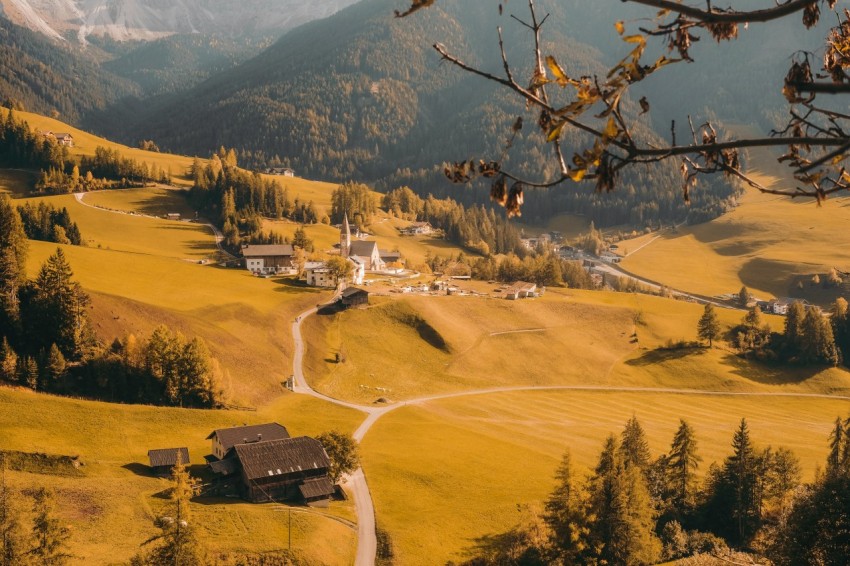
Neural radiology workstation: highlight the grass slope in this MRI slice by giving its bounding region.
[303,288,850,403]
[362,389,848,565]
[0,387,362,565]
[620,127,850,300]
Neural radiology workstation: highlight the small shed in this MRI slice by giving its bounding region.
[340,287,369,308]
[147,447,190,477]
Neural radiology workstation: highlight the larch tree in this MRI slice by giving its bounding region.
[135,452,205,566]
[697,303,721,347]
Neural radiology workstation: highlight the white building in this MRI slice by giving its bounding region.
[303,262,335,288]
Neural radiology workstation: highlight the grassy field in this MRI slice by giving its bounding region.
[0,387,363,565]
[302,288,850,403]
[620,128,850,300]
[361,389,849,565]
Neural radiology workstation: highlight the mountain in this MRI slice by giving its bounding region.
[106,0,745,227]
[0,0,361,43]
[0,17,139,123]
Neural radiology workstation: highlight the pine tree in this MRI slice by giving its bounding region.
[619,415,651,470]
[45,344,66,386]
[544,450,592,564]
[726,419,759,543]
[23,358,38,390]
[135,452,205,566]
[783,301,806,358]
[668,419,701,512]
[697,303,721,347]
[738,285,751,308]
[827,417,844,476]
[801,308,840,365]
[0,455,31,566]
[589,435,660,565]
[831,298,850,362]
[0,339,17,383]
[30,488,71,565]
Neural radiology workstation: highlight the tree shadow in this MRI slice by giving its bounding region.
[455,527,542,565]
[625,346,706,367]
[720,352,823,385]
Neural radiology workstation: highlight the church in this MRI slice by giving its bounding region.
[340,214,386,282]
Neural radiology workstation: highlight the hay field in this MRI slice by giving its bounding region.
[621,128,850,299]
[0,388,362,565]
[361,389,849,565]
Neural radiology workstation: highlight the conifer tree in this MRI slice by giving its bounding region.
[783,301,806,358]
[135,452,205,566]
[726,419,759,543]
[620,415,652,471]
[831,298,850,363]
[30,488,71,565]
[0,455,31,566]
[827,417,845,476]
[697,303,721,347]
[0,339,17,383]
[668,419,701,512]
[544,450,592,564]
[45,344,66,386]
[801,308,840,366]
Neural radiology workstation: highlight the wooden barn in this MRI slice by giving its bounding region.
[147,447,190,477]
[234,437,334,505]
[340,287,369,308]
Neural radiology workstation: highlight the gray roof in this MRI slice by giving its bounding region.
[148,447,190,468]
[206,423,290,452]
[348,241,378,257]
[234,437,330,481]
[299,476,335,499]
[241,244,294,258]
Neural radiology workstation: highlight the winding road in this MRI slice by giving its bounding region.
[289,303,850,566]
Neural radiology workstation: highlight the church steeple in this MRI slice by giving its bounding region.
[340,212,351,257]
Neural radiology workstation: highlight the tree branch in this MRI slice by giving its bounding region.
[621,0,817,24]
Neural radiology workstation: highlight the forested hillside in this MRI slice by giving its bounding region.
[109,0,745,227]
[0,18,139,123]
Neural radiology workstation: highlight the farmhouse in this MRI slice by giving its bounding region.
[340,287,369,308]
[504,281,538,300]
[767,297,808,315]
[147,447,190,477]
[206,422,290,461]
[54,133,74,147]
[241,244,296,275]
[399,222,433,236]
[303,261,336,287]
[266,167,295,177]
[165,213,181,221]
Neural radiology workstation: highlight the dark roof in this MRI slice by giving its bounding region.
[209,458,240,476]
[206,423,290,451]
[380,250,401,261]
[341,287,368,298]
[299,476,335,499]
[234,437,330,481]
[348,241,378,257]
[148,447,190,468]
[241,244,295,258]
